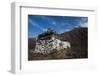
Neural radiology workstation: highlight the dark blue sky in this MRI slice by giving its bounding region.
[28,15,88,38]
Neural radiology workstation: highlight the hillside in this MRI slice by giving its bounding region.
[28,38,36,50]
[28,27,88,60]
[60,27,88,58]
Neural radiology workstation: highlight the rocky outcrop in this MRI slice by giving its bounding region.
[34,37,71,54]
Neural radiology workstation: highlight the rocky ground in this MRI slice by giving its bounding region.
[28,48,72,60]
